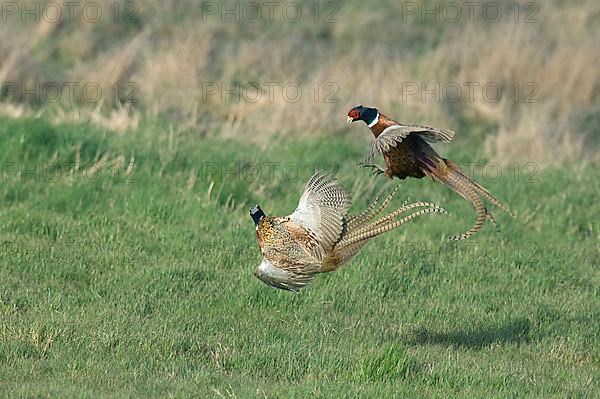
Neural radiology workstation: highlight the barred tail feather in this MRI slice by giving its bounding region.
[470,181,516,218]
[324,241,370,269]
[346,185,399,229]
[337,207,447,249]
[345,195,380,228]
[436,170,487,241]
[343,201,443,243]
[324,191,444,271]
[445,159,515,218]
[486,210,500,232]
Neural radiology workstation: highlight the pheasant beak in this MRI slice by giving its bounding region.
[346,116,354,125]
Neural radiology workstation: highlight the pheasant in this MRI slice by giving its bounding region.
[347,105,514,240]
[250,172,447,291]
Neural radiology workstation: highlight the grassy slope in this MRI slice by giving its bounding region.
[0,117,598,398]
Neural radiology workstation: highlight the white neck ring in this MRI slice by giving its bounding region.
[367,112,380,128]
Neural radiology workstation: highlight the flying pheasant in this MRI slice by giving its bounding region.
[250,172,446,291]
[347,105,514,240]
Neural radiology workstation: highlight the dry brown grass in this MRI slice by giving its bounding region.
[0,0,598,164]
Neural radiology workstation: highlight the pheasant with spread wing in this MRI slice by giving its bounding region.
[250,172,446,291]
[347,105,514,240]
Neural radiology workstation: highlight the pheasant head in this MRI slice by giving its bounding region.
[347,105,379,127]
[249,204,265,228]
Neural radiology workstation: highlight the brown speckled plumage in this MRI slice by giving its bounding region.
[253,172,446,291]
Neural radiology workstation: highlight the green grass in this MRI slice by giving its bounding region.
[0,117,598,398]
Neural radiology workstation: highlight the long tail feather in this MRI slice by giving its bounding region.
[470,181,516,218]
[345,195,380,227]
[346,185,399,229]
[366,202,445,232]
[436,170,487,241]
[321,196,446,272]
[337,207,447,249]
[419,154,513,240]
[343,201,442,243]
[445,159,515,218]
[486,209,500,232]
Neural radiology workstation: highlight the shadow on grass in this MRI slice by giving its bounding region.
[408,318,532,349]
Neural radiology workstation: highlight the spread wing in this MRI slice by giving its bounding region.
[365,124,455,163]
[288,172,352,260]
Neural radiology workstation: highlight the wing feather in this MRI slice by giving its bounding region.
[365,124,455,163]
[288,172,352,259]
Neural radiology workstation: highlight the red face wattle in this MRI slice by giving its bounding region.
[348,109,360,120]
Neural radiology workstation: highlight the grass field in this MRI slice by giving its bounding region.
[0,117,598,397]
